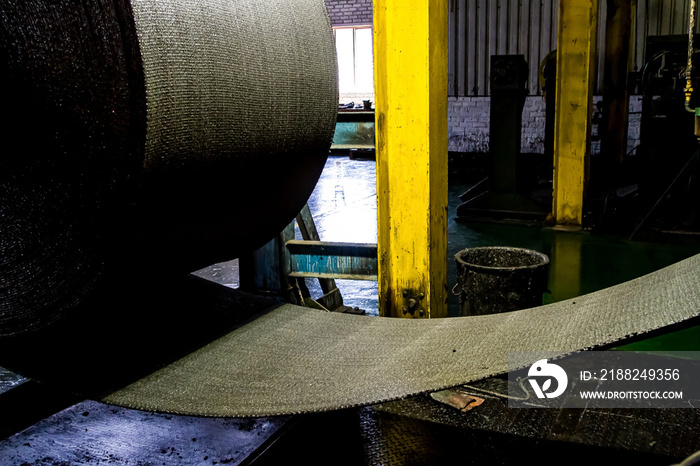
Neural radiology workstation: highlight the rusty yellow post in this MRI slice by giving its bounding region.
[373,0,448,318]
[552,0,598,226]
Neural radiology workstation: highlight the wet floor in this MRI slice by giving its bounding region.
[293,156,700,350]
[0,369,26,396]
[298,156,379,314]
[3,154,700,465]
[0,400,287,465]
[193,154,700,347]
[196,154,700,347]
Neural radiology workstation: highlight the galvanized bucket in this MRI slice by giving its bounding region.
[454,246,549,316]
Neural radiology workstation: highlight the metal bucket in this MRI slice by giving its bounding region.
[454,246,549,316]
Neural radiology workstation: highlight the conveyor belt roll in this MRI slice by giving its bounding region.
[0,0,338,336]
[4,1,700,420]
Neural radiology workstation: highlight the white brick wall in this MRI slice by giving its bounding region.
[325,0,373,26]
[521,96,547,154]
[448,97,491,153]
[627,96,643,153]
[448,95,643,155]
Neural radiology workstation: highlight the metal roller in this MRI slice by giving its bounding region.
[0,0,338,336]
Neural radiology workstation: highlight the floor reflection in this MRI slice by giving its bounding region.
[196,154,700,344]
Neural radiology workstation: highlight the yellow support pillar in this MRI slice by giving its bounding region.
[552,0,598,226]
[374,0,448,318]
[550,233,582,301]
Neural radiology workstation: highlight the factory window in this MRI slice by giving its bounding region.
[334,26,374,104]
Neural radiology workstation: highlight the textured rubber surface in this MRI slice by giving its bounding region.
[104,254,700,417]
[128,0,338,277]
[0,0,337,335]
[0,0,146,335]
[132,0,337,171]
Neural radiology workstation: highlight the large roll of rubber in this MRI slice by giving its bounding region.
[2,2,700,421]
[0,0,338,335]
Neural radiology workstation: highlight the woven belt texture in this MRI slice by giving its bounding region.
[104,254,700,417]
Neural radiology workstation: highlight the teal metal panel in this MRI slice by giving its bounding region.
[287,240,378,280]
[331,122,375,149]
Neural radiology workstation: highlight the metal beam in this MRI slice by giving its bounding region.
[374,0,448,317]
[552,0,599,226]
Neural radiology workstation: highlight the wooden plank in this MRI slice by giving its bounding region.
[286,240,377,257]
[287,240,378,280]
[330,144,376,150]
[295,204,343,308]
[552,0,598,226]
[316,287,345,312]
[337,111,375,122]
[289,272,379,281]
[374,0,448,317]
[289,256,378,279]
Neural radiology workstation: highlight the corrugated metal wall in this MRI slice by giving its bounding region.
[449,0,700,97]
[448,0,558,96]
[633,0,700,70]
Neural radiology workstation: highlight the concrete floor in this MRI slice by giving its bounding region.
[2,155,700,465]
[0,400,288,465]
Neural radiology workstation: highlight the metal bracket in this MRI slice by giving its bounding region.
[402,290,425,317]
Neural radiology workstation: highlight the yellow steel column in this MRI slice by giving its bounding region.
[552,0,598,226]
[374,0,448,318]
[550,233,582,301]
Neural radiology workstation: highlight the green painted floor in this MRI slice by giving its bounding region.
[306,156,700,350]
[3,155,700,465]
